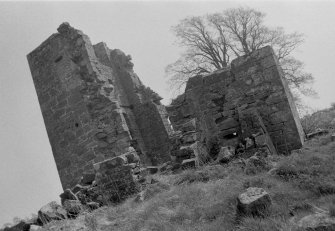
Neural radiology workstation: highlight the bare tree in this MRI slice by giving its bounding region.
[166,7,315,98]
[280,57,316,96]
[166,53,215,93]
[166,16,231,94]
[210,7,270,55]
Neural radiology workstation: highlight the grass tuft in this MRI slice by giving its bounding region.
[174,165,229,185]
[84,213,98,231]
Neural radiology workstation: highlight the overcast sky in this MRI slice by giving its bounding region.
[1,0,335,226]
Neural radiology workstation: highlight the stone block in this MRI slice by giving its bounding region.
[182,132,197,144]
[86,201,100,211]
[181,158,197,169]
[29,225,41,231]
[146,166,159,175]
[180,118,196,132]
[297,212,335,231]
[59,189,78,205]
[217,118,239,131]
[120,147,140,164]
[72,184,88,194]
[237,187,271,217]
[215,146,235,163]
[4,221,31,231]
[63,200,83,217]
[245,137,255,149]
[38,201,67,224]
[190,141,209,165]
[176,146,194,158]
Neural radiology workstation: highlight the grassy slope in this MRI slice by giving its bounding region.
[301,108,335,133]
[41,133,335,231]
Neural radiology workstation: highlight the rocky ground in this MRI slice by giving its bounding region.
[7,130,334,231]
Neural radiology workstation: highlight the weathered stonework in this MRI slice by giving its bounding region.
[167,46,304,155]
[27,23,305,191]
[93,156,138,203]
[27,23,171,189]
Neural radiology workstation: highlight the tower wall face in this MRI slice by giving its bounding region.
[27,23,171,189]
[167,46,304,154]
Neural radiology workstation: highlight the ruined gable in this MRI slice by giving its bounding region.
[167,46,304,155]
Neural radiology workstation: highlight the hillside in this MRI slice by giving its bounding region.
[29,130,335,231]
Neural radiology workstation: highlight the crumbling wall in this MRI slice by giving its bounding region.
[27,23,171,189]
[167,46,304,154]
[93,42,171,165]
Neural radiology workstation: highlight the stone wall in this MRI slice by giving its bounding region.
[27,23,171,189]
[27,23,305,189]
[93,156,138,203]
[167,46,304,154]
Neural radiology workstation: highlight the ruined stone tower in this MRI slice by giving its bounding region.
[27,23,172,189]
[167,46,304,155]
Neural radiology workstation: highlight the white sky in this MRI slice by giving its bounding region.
[0,0,335,226]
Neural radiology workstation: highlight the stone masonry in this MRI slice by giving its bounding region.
[167,46,304,155]
[27,23,171,189]
[27,23,305,191]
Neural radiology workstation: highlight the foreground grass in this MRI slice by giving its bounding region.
[40,133,335,231]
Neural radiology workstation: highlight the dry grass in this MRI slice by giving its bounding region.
[173,164,230,185]
[237,217,294,231]
[99,177,242,231]
[36,133,335,231]
[84,212,98,231]
[275,134,335,196]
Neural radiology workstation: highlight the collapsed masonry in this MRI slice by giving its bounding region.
[27,23,304,193]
